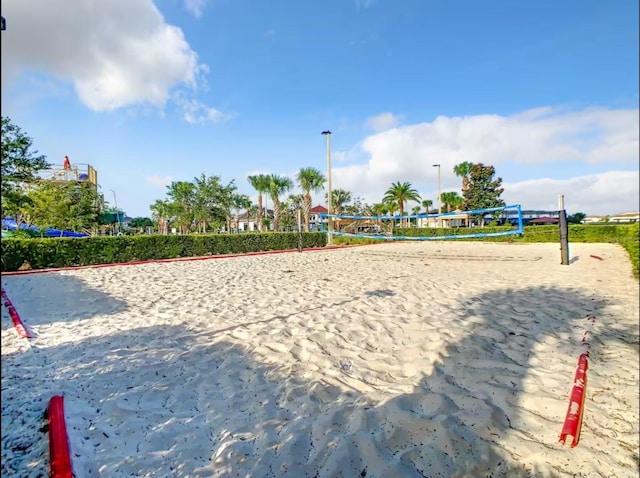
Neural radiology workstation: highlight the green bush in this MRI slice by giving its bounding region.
[0,232,326,272]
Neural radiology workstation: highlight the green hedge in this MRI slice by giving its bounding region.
[1,232,326,272]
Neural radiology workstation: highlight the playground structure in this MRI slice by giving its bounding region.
[37,163,98,188]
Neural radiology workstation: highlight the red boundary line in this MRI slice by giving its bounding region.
[2,244,362,276]
[0,289,32,338]
[48,395,73,478]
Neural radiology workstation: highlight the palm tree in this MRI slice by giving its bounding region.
[150,199,170,235]
[383,181,421,227]
[453,162,473,195]
[233,194,251,232]
[421,199,433,213]
[287,193,305,230]
[440,191,463,212]
[248,174,271,232]
[296,167,326,232]
[267,174,293,231]
[325,188,352,231]
[247,204,259,231]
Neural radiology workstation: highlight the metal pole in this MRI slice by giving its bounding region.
[110,189,122,235]
[437,165,442,214]
[558,194,569,265]
[322,131,333,246]
[297,209,303,252]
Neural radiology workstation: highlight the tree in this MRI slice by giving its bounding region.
[296,167,325,232]
[422,199,433,213]
[128,217,153,230]
[24,182,102,233]
[192,173,233,234]
[453,161,473,197]
[150,199,171,235]
[1,117,50,230]
[267,174,293,231]
[567,212,586,224]
[233,194,251,232]
[383,181,421,227]
[166,181,196,234]
[248,174,271,232]
[440,191,464,212]
[462,163,505,221]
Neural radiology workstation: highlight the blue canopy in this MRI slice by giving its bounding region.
[2,218,89,238]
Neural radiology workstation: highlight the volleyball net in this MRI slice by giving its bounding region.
[319,204,524,241]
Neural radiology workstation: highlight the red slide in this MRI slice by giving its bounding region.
[48,395,73,478]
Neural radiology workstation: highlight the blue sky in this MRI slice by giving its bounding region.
[2,0,638,216]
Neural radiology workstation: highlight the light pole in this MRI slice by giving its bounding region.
[109,189,122,235]
[322,130,333,245]
[433,164,441,215]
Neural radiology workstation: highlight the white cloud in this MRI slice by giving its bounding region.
[176,96,233,124]
[356,0,375,9]
[330,106,639,215]
[503,171,639,215]
[365,112,403,132]
[184,0,207,18]
[1,0,206,112]
[145,175,172,188]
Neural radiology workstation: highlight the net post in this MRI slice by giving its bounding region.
[297,209,303,253]
[516,204,524,234]
[558,195,570,265]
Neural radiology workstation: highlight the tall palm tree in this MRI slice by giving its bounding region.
[248,174,271,232]
[421,199,433,213]
[383,181,421,227]
[267,174,293,231]
[440,191,463,212]
[453,162,473,196]
[296,167,326,232]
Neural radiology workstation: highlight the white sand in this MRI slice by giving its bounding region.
[1,241,639,477]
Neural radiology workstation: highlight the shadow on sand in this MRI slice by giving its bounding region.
[2,285,638,477]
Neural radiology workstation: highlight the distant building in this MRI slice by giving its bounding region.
[309,205,328,231]
[583,212,639,224]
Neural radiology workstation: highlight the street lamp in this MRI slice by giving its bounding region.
[109,189,122,235]
[322,130,333,246]
[433,164,441,215]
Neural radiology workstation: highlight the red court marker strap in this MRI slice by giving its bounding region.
[559,353,589,448]
[0,289,32,338]
[48,395,73,478]
[1,244,361,276]
[589,255,603,261]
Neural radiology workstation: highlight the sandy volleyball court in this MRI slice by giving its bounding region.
[1,241,639,477]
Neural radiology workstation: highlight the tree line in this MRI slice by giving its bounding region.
[2,116,535,236]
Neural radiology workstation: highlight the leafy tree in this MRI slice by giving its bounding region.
[440,191,464,212]
[267,174,293,231]
[166,181,196,234]
[248,174,271,232]
[421,199,433,213]
[246,204,259,232]
[1,117,50,229]
[128,217,153,230]
[24,182,102,232]
[192,173,233,233]
[296,167,325,232]
[567,212,587,224]
[462,163,505,219]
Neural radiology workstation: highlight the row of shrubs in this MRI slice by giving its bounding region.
[1,232,327,272]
